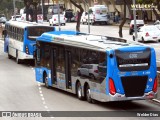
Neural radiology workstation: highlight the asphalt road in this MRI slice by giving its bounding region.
[0,23,160,120]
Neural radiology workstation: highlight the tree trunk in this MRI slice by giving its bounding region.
[42,0,44,20]
[119,0,126,38]
[70,0,84,32]
[24,0,32,21]
[153,0,160,20]
[153,8,160,20]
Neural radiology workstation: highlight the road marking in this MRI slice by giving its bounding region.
[40,94,43,97]
[35,74,54,118]
[41,97,45,101]
[44,106,48,109]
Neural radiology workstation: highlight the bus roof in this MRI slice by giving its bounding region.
[37,30,147,51]
[5,20,46,29]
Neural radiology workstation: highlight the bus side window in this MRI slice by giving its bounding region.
[36,48,41,65]
[98,52,107,80]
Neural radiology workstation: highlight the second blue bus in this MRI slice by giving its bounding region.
[3,21,55,64]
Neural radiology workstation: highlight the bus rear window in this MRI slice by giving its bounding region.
[27,26,54,40]
[115,48,151,71]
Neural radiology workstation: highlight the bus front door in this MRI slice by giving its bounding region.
[51,49,57,85]
[65,51,72,89]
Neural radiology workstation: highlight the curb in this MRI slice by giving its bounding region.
[111,24,129,28]
[152,99,160,103]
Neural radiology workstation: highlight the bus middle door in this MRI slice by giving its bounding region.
[65,50,72,89]
[51,48,57,85]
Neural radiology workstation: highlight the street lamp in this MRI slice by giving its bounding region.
[52,0,61,31]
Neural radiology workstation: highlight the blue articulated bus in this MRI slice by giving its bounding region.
[3,21,55,64]
[35,30,157,103]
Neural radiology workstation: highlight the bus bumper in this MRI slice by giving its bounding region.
[108,91,157,101]
[18,51,33,60]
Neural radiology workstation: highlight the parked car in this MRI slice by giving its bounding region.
[10,15,21,21]
[155,25,160,30]
[129,20,144,35]
[21,13,31,21]
[154,20,160,25]
[154,20,160,30]
[21,13,43,23]
[64,9,75,22]
[89,5,109,25]
[81,5,109,25]
[77,64,99,80]
[0,14,7,24]
[49,14,66,26]
[81,12,93,24]
[133,25,160,42]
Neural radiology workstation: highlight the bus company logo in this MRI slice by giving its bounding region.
[129,53,137,59]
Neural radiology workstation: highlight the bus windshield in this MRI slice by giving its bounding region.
[27,26,54,40]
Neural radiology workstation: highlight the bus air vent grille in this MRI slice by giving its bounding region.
[121,76,148,97]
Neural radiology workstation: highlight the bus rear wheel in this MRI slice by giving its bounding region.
[16,50,21,64]
[8,47,12,59]
[86,85,96,103]
[77,82,84,100]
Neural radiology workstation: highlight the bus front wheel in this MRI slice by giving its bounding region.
[44,73,50,89]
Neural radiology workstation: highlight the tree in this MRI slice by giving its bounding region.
[136,0,160,20]
[70,0,84,32]
[24,0,32,21]
[24,0,41,22]
[119,0,127,38]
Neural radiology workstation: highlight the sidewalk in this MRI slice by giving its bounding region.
[111,19,155,27]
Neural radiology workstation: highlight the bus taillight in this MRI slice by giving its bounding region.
[109,78,116,95]
[25,46,29,54]
[153,77,158,93]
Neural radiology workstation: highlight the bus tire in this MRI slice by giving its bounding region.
[16,50,21,64]
[44,73,50,89]
[8,47,12,59]
[90,74,95,80]
[8,54,12,59]
[86,85,95,103]
[77,70,81,76]
[133,36,135,41]
[76,82,84,100]
[142,37,145,43]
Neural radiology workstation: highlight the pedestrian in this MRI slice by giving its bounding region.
[114,9,120,24]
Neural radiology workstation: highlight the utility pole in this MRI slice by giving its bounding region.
[13,0,16,20]
[132,0,137,40]
[57,0,61,31]
[41,0,44,20]
[83,0,90,33]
